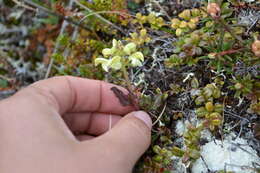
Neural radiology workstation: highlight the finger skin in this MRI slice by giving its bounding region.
[15,76,134,115]
[76,135,95,141]
[0,77,150,173]
[77,111,152,172]
[63,112,121,136]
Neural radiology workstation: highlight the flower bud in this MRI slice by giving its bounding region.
[110,56,122,70]
[252,39,260,57]
[208,53,217,59]
[123,42,136,55]
[234,83,243,90]
[207,3,221,18]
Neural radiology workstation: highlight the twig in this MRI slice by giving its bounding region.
[246,19,258,35]
[121,65,139,110]
[224,110,250,122]
[225,163,256,172]
[201,155,211,172]
[236,122,243,139]
[231,142,260,160]
[12,0,36,11]
[23,0,92,31]
[220,95,227,143]
[152,103,167,126]
[45,0,74,79]
[150,0,171,21]
[0,75,13,81]
[217,47,245,56]
[66,10,136,59]
[73,0,124,33]
[217,18,244,44]
[83,10,136,19]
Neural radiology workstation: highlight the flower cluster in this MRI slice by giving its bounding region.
[95,39,144,72]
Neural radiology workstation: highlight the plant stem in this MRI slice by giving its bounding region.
[45,0,74,79]
[217,18,244,44]
[23,0,92,31]
[200,8,244,45]
[122,65,131,90]
[73,0,124,33]
[150,0,171,21]
[12,0,36,11]
[121,64,139,110]
[152,103,167,126]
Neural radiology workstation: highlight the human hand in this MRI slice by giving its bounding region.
[0,76,152,173]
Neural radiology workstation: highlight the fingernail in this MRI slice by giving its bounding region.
[133,111,152,129]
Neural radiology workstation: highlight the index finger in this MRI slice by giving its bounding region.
[28,76,134,115]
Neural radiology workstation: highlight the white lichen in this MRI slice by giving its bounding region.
[192,135,260,173]
[175,120,186,136]
[200,129,212,142]
[238,9,260,28]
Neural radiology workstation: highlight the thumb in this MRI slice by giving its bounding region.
[105,110,152,153]
[92,111,152,170]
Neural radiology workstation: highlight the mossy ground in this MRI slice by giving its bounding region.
[0,0,260,172]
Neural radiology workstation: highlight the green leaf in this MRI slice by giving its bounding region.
[163,171,171,173]
[191,77,199,88]
[0,79,8,88]
[195,96,205,105]
[196,107,208,117]
[52,53,64,63]
[39,16,59,25]
[58,34,69,46]
[172,146,185,157]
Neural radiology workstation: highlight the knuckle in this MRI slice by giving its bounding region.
[23,85,59,109]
